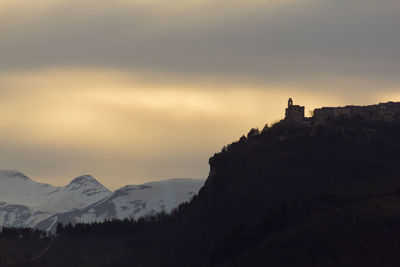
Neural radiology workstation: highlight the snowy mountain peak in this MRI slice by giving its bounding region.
[62,175,112,209]
[0,170,205,231]
[68,174,97,184]
[67,175,109,191]
[0,170,30,181]
[38,178,206,231]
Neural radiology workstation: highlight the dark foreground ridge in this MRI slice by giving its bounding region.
[3,101,400,267]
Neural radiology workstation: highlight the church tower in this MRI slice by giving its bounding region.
[285,98,305,122]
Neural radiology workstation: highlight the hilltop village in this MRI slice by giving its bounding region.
[285,98,400,124]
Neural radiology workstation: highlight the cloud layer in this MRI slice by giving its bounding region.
[1,0,399,87]
[0,0,399,188]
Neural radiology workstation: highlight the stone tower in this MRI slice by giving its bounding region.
[285,98,305,122]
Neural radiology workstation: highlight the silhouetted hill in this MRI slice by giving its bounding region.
[3,117,400,266]
[194,119,400,225]
[215,178,400,267]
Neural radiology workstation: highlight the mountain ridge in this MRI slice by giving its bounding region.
[0,171,205,231]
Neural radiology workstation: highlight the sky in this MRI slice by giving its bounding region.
[0,0,399,190]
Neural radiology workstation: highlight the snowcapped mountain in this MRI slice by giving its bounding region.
[0,170,112,229]
[0,202,51,229]
[0,170,111,213]
[40,175,112,212]
[0,170,205,231]
[38,178,205,230]
[0,170,57,208]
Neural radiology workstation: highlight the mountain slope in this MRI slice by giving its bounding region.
[36,178,205,231]
[0,170,58,208]
[81,178,204,221]
[0,202,48,228]
[0,171,113,229]
[218,178,400,267]
[40,175,112,212]
[0,170,205,231]
[0,171,111,213]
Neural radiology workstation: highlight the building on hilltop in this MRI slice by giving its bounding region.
[313,102,400,123]
[285,98,305,122]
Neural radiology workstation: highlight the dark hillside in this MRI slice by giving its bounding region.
[192,119,400,225]
[219,179,400,267]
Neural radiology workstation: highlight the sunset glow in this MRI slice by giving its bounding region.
[1,0,399,189]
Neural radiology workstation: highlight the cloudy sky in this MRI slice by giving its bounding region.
[0,0,399,189]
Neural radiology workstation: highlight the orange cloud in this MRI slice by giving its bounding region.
[0,68,351,189]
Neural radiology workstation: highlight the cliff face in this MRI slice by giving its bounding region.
[196,120,400,224]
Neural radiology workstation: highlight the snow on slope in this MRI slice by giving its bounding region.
[0,170,57,208]
[0,170,112,228]
[80,178,205,221]
[0,202,52,228]
[0,171,111,213]
[39,175,112,212]
[36,178,206,231]
[0,170,205,231]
